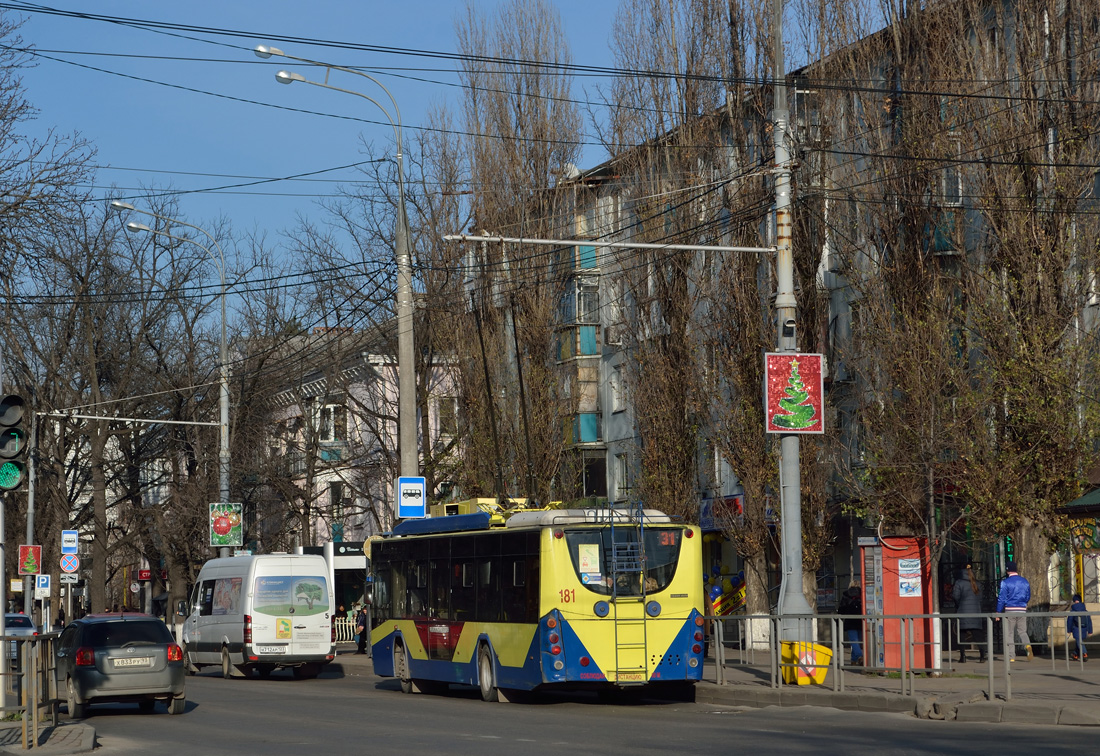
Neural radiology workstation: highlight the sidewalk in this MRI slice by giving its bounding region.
[0,719,95,754]
[695,653,1100,726]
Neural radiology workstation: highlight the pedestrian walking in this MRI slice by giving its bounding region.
[1067,593,1092,662]
[355,604,369,655]
[838,581,863,665]
[996,560,1032,662]
[952,564,985,663]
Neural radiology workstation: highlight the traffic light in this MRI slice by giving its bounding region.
[0,394,27,490]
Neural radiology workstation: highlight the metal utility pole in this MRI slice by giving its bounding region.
[255,44,418,481]
[772,0,814,640]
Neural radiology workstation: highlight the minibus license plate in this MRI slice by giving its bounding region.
[257,645,286,654]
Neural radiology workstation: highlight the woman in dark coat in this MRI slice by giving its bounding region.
[838,582,863,665]
[952,565,985,662]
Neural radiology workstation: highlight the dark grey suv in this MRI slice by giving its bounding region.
[55,613,186,718]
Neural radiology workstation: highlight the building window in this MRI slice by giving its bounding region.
[330,482,344,519]
[615,453,631,499]
[943,139,962,207]
[576,277,599,324]
[437,396,458,437]
[316,400,346,443]
[610,367,624,413]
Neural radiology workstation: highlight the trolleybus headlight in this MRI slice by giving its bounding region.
[645,601,661,617]
[594,601,610,618]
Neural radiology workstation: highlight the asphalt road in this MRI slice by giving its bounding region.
[80,663,1096,755]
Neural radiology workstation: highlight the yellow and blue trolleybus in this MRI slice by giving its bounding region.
[370,505,704,701]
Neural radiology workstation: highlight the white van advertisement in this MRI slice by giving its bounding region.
[253,576,330,617]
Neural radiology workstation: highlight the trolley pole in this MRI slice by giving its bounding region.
[772,0,814,641]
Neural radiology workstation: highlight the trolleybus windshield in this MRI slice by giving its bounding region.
[564,527,682,596]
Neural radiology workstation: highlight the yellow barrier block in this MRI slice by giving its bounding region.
[780,641,831,685]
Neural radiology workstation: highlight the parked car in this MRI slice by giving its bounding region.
[55,613,186,718]
[4,614,37,661]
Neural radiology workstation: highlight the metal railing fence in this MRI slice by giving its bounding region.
[708,609,1097,701]
[0,632,60,750]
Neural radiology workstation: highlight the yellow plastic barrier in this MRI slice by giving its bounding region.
[780,641,831,685]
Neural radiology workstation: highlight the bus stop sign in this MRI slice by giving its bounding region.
[397,476,426,519]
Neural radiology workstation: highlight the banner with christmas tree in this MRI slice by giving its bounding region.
[18,545,41,575]
[764,353,825,434]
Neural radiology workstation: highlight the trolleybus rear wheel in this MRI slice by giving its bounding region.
[394,642,413,694]
[478,646,499,702]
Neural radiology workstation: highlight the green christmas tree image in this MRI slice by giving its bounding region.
[772,359,819,430]
[21,549,38,574]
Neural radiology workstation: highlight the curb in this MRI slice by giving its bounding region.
[694,682,915,715]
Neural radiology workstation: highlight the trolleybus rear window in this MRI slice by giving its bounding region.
[564,528,682,596]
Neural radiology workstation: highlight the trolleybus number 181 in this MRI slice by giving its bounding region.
[559,588,576,603]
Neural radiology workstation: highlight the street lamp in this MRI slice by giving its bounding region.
[254,44,418,481]
[109,201,231,517]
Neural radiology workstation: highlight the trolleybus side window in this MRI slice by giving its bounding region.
[373,561,391,622]
[477,556,502,621]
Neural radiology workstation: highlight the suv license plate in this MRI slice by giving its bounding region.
[113,657,152,668]
[257,645,287,654]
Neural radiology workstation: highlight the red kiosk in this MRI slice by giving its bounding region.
[858,536,935,670]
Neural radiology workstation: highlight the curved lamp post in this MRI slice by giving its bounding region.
[109,202,231,514]
[255,44,418,480]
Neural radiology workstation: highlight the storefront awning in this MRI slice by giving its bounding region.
[1061,487,1100,514]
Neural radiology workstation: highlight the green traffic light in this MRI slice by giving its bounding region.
[0,460,22,489]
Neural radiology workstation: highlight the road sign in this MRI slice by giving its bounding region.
[129,582,140,594]
[59,573,78,584]
[397,476,427,519]
[60,554,80,573]
[35,574,50,599]
[61,530,79,555]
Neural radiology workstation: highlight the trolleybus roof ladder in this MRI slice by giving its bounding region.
[609,501,648,685]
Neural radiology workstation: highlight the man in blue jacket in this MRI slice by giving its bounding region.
[996,561,1032,662]
[1067,593,1092,662]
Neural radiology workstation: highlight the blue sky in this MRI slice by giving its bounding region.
[11,1,621,241]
